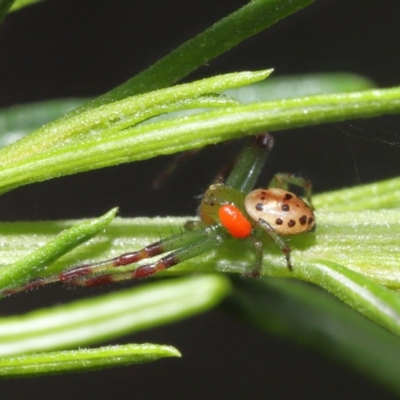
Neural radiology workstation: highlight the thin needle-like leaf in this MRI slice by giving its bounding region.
[0,84,399,195]
[0,344,181,377]
[76,0,315,110]
[0,0,14,24]
[0,208,117,292]
[0,276,230,356]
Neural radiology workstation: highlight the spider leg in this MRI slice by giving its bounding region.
[257,218,292,271]
[247,238,264,278]
[269,173,313,209]
[60,225,209,280]
[71,228,222,287]
[2,224,222,295]
[225,133,274,192]
[152,148,202,189]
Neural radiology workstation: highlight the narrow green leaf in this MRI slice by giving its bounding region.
[0,99,88,146]
[0,276,230,356]
[290,260,400,336]
[0,73,373,145]
[9,0,42,12]
[0,208,117,292]
[224,72,376,102]
[0,84,399,195]
[313,176,400,211]
[0,70,270,165]
[0,344,180,377]
[76,0,315,111]
[0,0,14,25]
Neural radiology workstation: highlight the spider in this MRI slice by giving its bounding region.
[4,133,315,294]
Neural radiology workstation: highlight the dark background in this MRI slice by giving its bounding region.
[0,0,399,399]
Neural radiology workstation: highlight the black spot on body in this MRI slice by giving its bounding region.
[288,219,296,228]
[282,204,290,212]
[284,193,293,200]
[256,203,263,211]
[299,215,307,225]
[276,218,283,225]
